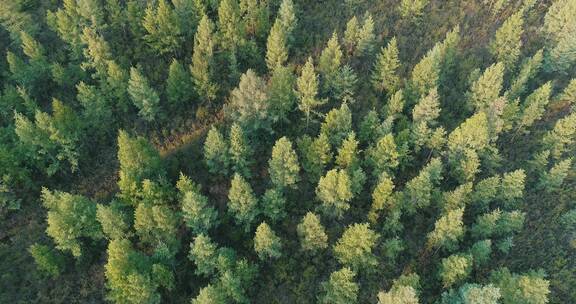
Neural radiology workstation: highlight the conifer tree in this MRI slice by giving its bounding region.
[320,267,359,304]
[439,254,473,288]
[366,133,399,178]
[80,27,112,79]
[228,173,258,231]
[204,126,230,176]
[128,67,161,122]
[298,133,332,182]
[182,191,219,234]
[334,223,380,271]
[372,37,401,94]
[192,284,227,304]
[228,69,270,132]
[490,267,550,304]
[469,62,505,111]
[427,207,465,251]
[266,20,288,71]
[166,59,193,107]
[490,12,524,70]
[297,212,328,252]
[41,188,102,257]
[319,32,343,82]
[377,286,419,304]
[320,103,353,146]
[538,158,572,192]
[543,112,576,159]
[268,136,300,189]
[96,202,130,240]
[506,49,544,101]
[254,222,282,260]
[296,57,325,128]
[516,82,552,133]
[399,0,429,20]
[142,0,182,55]
[261,188,287,222]
[217,0,245,52]
[368,176,395,224]
[268,65,297,124]
[316,169,353,218]
[543,0,576,72]
[29,243,65,278]
[191,15,218,104]
[344,16,360,54]
[277,0,297,41]
[229,123,253,177]
[188,234,219,277]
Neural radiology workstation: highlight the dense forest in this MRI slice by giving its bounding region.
[0,0,575,303]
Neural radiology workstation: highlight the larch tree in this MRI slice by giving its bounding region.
[490,267,550,304]
[277,0,297,42]
[227,69,270,132]
[229,123,253,178]
[320,103,353,147]
[128,67,161,122]
[543,112,576,159]
[316,169,354,218]
[191,15,218,104]
[538,158,572,193]
[181,191,219,234]
[254,222,282,260]
[372,37,401,94]
[469,62,505,112]
[142,0,182,55]
[228,173,259,231]
[166,59,194,108]
[261,188,287,222]
[439,254,473,288]
[268,65,297,124]
[298,133,333,182]
[366,133,400,178]
[368,176,395,225]
[96,201,130,240]
[204,126,230,176]
[542,0,576,72]
[399,0,429,20]
[297,212,328,252]
[41,188,102,257]
[265,20,288,72]
[217,0,245,52]
[188,234,219,277]
[296,57,325,128]
[490,12,524,70]
[319,31,344,90]
[516,82,552,133]
[268,136,300,189]
[29,243,65,278]
[334,223,380,271]
[506,49,544,102]
[427,207,465,251]
[320,267,359,304]
[377,285,419,304]
[191,284,228,304]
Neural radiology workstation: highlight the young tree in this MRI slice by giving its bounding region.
[490,12,524,70]
[372,37,401,94]
[471,209,525,240]
[469,62,505,111]
[227,69,270,132]
[228,173,259,231]
[229,123,253,177]
[316,169,353,218]
[439,254,473,288]
[403,157,443,211]
[298,133,332,182]
[191,284,228,304]
[261,188,287,222]
[319,267,359,304]
[166,59,193,107]
[368,176,395,224]
[427,207,465,251]
[268,65,297,124]
[277,0,297,42]
[297,212,328,252]
[265,20,288,71]
[188,234,219,277]
[218,0,245,52]
[142,0,182,55]
[296,57,326,128]
[516,82,552,133]
[128,67,161,122]
[204,126,230,176]
[543,112,576,159]
[506,49,544,101]
[254,222,282,260]
[539,158,572,192]
[542,0,576,72]
[182,191,219,234]
[28,243,65,278]
[366,133,400,178]
[499,169,526,208]
[320,103,353,146]
[191,15,218,104]
[334,223,380,271]
[319,32,344,85]
[268,136,300,189]
[41,188,102,257]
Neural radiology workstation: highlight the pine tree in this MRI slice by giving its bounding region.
[377,286,419,304]
[228,173,258,231]
[268,65,296,124]
[320,267,359,304]
[204,126,230,176]
[316,169,353,218]
[229,123,253,177]
[296,57,325,128]
[368,176,395,224]
[254,222,282,260]
[266,20,288,71]
[372,37,401,94]
[427,207,465,251]
[516,82,552,133]
[28,243,65,278]
[268,136,300,189]
[41,188,102,257]
[128,67,161,122]
[506,49,543,102]
[366,133,399,178]
[399,0,429,20]
[217,0,245,51]
[334,223,380,271]
[142,0,183,55]
[191,15,218,104]
[166,59,194,107]
[261,188,287,222]
[490,12,524,70]
[297,212,328,252]
[228,69,270,132]
[543,112,576,159]
[469,62,505,111]
[320,103,353,146]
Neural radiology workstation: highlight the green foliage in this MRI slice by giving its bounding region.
[128,67,161,122]
[266,20,288,71]
[297,212,328,252]
[142,0,182,55]
[316,169,353,218]
[368,176,395,224]
[506,50,544,101]
[296,57,325,127]
[399,0,429,20]
[319,267,359,304]
[217,0,245,51]
[189,234,219,277]
[440,283,501,304]
[490,12,524,70]
[204,127,230,176]
[268,65,297,124]
[227,69,271,132]
[490,268,550,304]
[261,188,287,222]
[372,37,401,94]
[517,82,552,132]
[543,112,576,159]
[469,62,505,112]
[366,133,399,178]
[166,59,193,107]
[439,254,473,288]
[181,190,218,234]
[229,123,253,177]
[228,173,258,231]
[471,209,525,240]
[97,202,130,240]
[28,243,65,277]
[334,223,380,271]
[268,136,300,189]
[321,103,352,146]
[319,32,343,83]
[377,285,419,304]
[41,188,102,257]
[427,207,465,251]
[543,0,576,72]
[254,222,282,260]
[298,133,333,182]
[191,15,218,103]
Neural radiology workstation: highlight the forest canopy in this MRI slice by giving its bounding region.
[0,0,575,303]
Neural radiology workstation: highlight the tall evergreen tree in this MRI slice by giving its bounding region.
[268,136,300,189]
[296,57,325,128]
[166,59,194,107]
[191,15,218,104]
[490,12,524,70]
[228,173,259,231]
[128,67,161,122]
[265,20,288,72]
[142,0,183,55]
[372,37,401,94]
